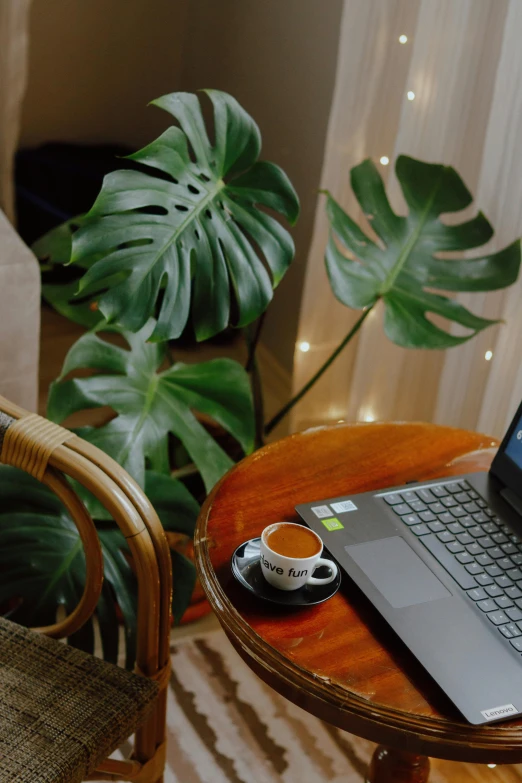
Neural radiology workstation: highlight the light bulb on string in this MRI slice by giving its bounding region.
[399,34,408,44]
[299,341,310,353]
[407,90,415,101]
[380,156,390,166]
[485,350,493,361]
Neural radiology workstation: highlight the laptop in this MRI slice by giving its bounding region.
[296,398,522,725]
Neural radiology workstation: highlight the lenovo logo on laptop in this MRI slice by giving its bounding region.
[481,703,517,721]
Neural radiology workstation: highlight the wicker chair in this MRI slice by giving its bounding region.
[0,395,172,783]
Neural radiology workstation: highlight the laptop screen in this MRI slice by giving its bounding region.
[490,398,522,496]
[504,415,522,469]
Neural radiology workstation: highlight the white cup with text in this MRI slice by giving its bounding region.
[259,522,338,591]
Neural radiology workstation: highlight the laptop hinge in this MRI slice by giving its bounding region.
[500,487,522,518]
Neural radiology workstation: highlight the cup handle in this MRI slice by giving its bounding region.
[306,558,338,586]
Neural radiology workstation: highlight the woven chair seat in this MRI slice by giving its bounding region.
[0,617,159,783]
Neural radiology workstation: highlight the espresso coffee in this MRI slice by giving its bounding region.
[266,523,321,559]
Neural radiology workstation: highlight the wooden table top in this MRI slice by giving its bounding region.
[195,422,522,764]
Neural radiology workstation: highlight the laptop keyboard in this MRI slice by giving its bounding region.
[382,480,522,655]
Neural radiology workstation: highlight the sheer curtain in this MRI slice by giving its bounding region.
[0,0,32,219]
[292,0,522,440]
[0,0,40,412]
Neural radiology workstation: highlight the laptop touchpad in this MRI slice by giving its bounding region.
[345,536,451,609]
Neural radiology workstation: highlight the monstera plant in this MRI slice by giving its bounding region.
[266,156,521,431]
[0,89,299,664]
[3,89,520,665]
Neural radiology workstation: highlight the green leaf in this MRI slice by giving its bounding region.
[0,466,136,666]
[73,90,299,342]
[47,320,254,499]
[32,214,114,273]
[97,526,137,668]
[32,216,87,268]
[0,464,201,664]
[171,551,197,625]
[42,281,105,328]
[32,216,111,327]
[325,156,521,349]
[145,471,199,537]
[144,471,199,627]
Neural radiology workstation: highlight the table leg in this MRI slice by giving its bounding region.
[366,745,430,782]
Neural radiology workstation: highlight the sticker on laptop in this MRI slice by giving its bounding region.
[480,703,517,721]
[311,505,332,518]
[330,500,358,514]
[321,517,344,531]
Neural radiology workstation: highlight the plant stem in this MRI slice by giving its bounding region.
[264,305,374,435]
[251,355,265,449]
[244,315,266,448]
[171,462,199,480]
[245,313,266,372]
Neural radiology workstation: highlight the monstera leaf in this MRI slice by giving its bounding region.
[42,280,105,328]
[145,470,199,624]
[33,217,106,328]
[47,320,254,501]
[33,216,87,268]
[325,156,521,348]
[72,90,299,342]
[145,469,199,537]
[0,466,199,666]
[0,466,137,667]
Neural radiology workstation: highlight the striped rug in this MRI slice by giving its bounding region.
[163,629,522,783]
[96,626,522,782]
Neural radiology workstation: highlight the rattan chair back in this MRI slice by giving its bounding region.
[0,396,172,783]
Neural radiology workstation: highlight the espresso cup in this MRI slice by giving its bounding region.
[259,522,338,591]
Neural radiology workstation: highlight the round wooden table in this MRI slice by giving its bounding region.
[194,422,522,782]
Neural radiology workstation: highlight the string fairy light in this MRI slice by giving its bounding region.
[380,156,390,165]
[299,341,310,353]
[485,350,493,361]
[407,90,415,101]
[399,34,408,44]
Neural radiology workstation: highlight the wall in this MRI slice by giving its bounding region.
[20,0,343,372]
[179,0,343,372]
[21,0,190,149]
